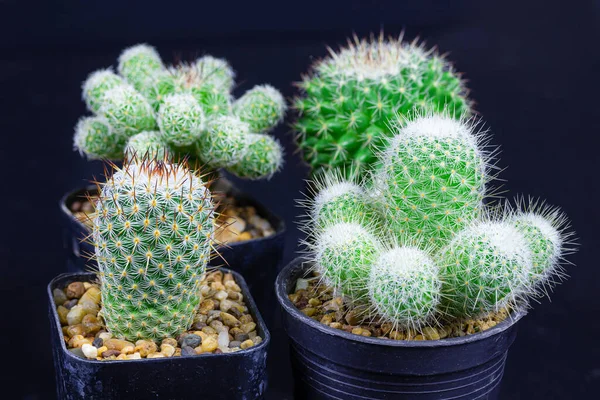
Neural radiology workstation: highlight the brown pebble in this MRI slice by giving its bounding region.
[240,339,254,350]
[134,340,157,357]
[161,338,178,347]
[101,349,121,358]
[66,324,85,338]
[104,339,135,351]
[57,306,69,325]
[199,299,215,314]
[66,282,86,299]
[82,314,102,335]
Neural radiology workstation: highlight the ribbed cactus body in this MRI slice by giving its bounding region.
[82,69,125,113]
[125,131,171,160]
[75,44,284,180]
[315,222,381,303]
[377,116,486,249]
[118,44,164,91]
[438,221,532,318]
[93,161,215,341]
[294,36,470,177]
[368,247,441,329]
[73,116,126,160]
[100,85,157,137]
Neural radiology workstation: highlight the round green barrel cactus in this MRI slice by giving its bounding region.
[376,115,489,249]
[438,220,533,318]
[93,160,215,341]
[294,35,471,177]
[368,246,441,329]
[313,222,382,303]
[74,43,286,181]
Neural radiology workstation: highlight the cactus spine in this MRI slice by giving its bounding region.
[294,34,471,178]
[75,44,286,180]
[93,160,215,341]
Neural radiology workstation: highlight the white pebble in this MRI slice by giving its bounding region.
[81,344,98,359]
[218,331,230,349]
[215,290,228,301]
[98,332,112,341]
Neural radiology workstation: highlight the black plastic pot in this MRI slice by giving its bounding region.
[49,269,270,400]
[276,258,525,400]
[59,179,285,319]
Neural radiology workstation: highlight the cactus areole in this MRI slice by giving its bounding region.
[92,160,215,341]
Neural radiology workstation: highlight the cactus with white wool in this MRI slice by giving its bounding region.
[301,114,576,332]
[93,160,216,341]
[75,44,286,180]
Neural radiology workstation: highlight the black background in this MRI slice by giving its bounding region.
[1,1,599,399]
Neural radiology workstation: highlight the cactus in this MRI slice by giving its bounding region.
[294,34,471,178]
[375,115,491,249]
[93,160,215,341]
[313,222,382,303]
[368,246,441,330]
[125,131,171,160]
[437,220,533,319]
[302,171,381,231]
[74,44,285,180]
[508,199,575,293]
[74,116,126,160]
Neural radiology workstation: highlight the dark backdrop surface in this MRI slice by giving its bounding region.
[1,1,598,399]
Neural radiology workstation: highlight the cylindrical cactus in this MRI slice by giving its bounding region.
[438,220,533,319]
[93,160,215,341]
[368,246,441,330]
[74,44,285,180]
[376,115,490,249]
[294,34,471,178]
[312,222,382,303]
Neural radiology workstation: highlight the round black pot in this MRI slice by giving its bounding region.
[275,258,525,400]
[59,179,285,321]
[48,269,270,400]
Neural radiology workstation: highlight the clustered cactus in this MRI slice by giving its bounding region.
[75,44,286,180]
[304,114,575,332]
[294,34,471,178]
[93,160,216,341]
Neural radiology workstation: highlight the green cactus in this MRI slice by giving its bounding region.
[508,199,574,293]
[375,115,489,249]
[233,85,286,133]
[305,172,381,230]
[125,131,171,160]
[438,220,533,318]
[228,133,284,179]
[313,222,382,304]
[73,116,126,160]
[74,44,285,181]
[118,44,164,91]
[294,34,471,178]
[368,246,441,330]
[93,160,215,341]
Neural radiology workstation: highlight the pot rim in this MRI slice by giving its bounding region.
[49,268,271,365]
[276,256,526,349]
[59,183,286,247]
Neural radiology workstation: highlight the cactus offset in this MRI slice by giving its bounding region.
[294,34,471,177]
[74,44,285,180]
[74,116,126,160]
[93,160,215,341]
[125,131,171,160]
[368,246,441,330]
[438,220,533,319]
